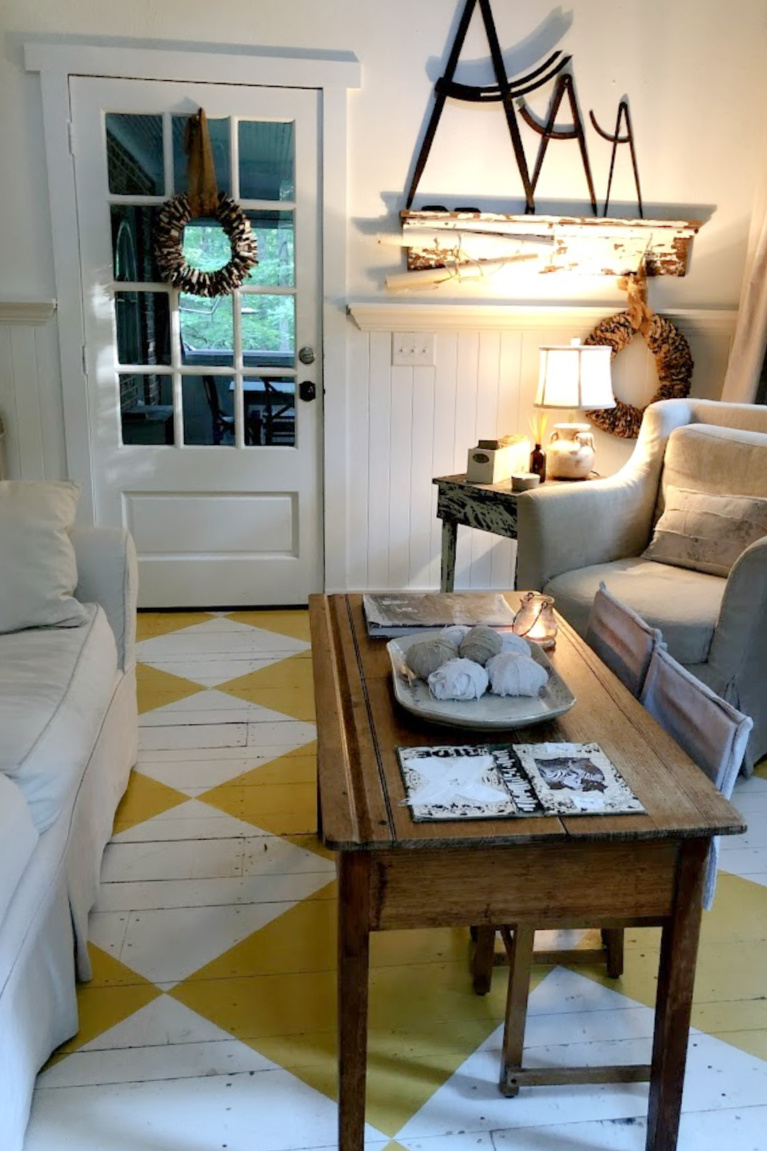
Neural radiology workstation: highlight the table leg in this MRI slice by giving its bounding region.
[646,840,707,1151]
[471,926,496,995]
[499,924,536,1098]
[338,852,372,1151]
[440,519,458,592]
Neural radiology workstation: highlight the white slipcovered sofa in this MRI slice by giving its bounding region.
[0,483,138,1151]
[516,398,767,771]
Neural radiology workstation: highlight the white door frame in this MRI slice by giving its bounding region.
[26,42,360,593]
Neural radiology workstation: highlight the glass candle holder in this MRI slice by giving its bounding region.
[512,592,557,650]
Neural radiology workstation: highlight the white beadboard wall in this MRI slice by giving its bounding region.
[345,306,736,593]
[0,303,65,482]
[0,301,736,596]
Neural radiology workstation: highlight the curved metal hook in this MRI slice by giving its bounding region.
[590,106,630,144]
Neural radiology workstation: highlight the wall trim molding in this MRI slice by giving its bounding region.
[347,302,739,334]
[0,300,57,325]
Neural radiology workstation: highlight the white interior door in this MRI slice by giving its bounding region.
[69,75,323,607]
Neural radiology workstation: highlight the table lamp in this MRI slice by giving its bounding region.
[535,338,615,479]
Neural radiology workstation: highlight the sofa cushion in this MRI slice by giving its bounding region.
[0,774,38,929]
[660,424,767,505]
[545,557,726,666]
[0,481,90,634]
[643,485,767,577]
[0,605,119,832]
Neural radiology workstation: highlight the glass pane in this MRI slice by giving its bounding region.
[182,374,236,446]
[173,115,231,196]
[115,291,171,366]
[245,211,294,287]
[106,114,164,196]
[241,295,295,371]
[120,375,174,445]
[243,377,296,447]
[179,293,234,369]
[239,121,294,201]
[112,206,161,282]
[182,220,232,273]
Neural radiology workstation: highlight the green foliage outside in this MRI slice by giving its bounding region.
[180,219,295,354]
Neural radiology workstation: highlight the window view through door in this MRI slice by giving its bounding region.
[70,77,322,607]
[108,113,297,448]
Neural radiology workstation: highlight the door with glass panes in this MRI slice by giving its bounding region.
[70,76,322,606]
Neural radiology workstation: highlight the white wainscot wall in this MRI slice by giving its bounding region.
[345,305,736,594]
[0,303,66,481]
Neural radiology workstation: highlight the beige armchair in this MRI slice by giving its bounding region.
[516,398,767,771]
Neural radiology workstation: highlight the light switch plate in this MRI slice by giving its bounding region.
[391,332,435,366]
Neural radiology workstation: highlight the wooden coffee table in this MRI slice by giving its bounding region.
[309,593,745,1151]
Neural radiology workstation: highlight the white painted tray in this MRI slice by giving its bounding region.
[387,630,575,730]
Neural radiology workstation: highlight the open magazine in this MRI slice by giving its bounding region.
[363,592,516,637]
[396,742,645,821]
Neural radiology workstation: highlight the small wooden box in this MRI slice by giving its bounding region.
[466,436,530,484]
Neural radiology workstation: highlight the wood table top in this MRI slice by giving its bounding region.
[309,593,745,852]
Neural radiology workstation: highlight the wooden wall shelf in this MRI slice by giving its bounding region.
[401,211,702,278]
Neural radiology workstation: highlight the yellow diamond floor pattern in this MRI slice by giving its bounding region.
[34,608,767,1151]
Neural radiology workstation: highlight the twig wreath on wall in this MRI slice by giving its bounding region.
[584,272,693,439]
[154,109,258,297]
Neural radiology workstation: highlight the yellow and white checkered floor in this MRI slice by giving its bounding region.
[22,610,767,1151]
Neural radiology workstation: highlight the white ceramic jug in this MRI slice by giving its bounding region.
[547,423,595,480]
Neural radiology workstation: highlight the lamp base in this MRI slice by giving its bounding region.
[547,422,595,480]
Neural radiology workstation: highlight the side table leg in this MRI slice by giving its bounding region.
[338,852,372,1151]
[440,519,458,592]
[646,840,707,1151]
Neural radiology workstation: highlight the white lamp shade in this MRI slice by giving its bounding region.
[535,338,615,410]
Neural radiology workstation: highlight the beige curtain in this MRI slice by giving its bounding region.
[722,166,767,402]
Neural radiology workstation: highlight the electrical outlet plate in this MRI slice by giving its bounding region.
[391,332,435,367]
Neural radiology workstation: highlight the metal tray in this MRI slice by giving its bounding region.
[387,630,575,730]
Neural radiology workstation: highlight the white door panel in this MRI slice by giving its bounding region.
[69,75,322,606]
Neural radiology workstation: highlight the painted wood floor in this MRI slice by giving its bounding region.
[22,610,767,1151]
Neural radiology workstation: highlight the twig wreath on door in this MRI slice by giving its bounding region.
[584,272,693,439]
[154,109,258,297]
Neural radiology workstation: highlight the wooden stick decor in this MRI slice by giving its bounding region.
[154,108,258,297]
[583,271,693,439]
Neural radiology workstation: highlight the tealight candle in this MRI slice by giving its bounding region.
[511,473,541,492]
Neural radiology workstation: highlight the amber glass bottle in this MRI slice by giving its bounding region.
[530,443,547,482]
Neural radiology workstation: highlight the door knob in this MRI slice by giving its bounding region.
[298,346,316,365]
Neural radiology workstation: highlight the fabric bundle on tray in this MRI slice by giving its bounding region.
[428,657,489,701]
[486,652,548,697]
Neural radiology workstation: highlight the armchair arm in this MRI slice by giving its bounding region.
[707,536,767,683]
[71,527,138,671]
[516,474,656,590]
[516,397,704,591]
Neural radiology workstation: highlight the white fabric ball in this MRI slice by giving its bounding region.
[428,657,489,701]
[486,652,548,697]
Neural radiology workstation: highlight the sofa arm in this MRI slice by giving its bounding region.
[71,527,138,671]
[516,473,657,590]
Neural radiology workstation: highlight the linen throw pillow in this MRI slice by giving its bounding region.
[0,481,90,633]
[643,485,767,577]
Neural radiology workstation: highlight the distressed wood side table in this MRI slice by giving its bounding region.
[433,473,521,591]
[309,593,745,1151]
